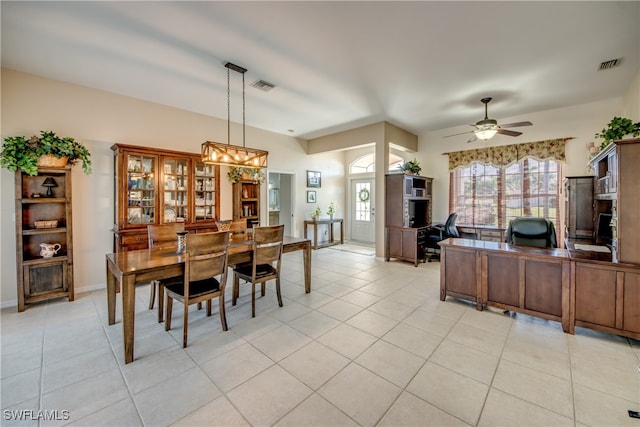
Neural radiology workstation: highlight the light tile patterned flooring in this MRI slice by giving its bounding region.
[2,246,639,426]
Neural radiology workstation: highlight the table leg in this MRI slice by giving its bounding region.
[313,223,318,250]
[122,275,136,364]
[106,260,116,325]
[303,242,311,293]
[339,221,344,244]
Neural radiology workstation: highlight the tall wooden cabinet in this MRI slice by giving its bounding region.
[563,176,594,239]
[233,179,260,228]
[385,173,433,266]
[112,144,220,251]
[590,138,640,264]
[15,167,74,311]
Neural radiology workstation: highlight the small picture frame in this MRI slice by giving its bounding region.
[307,190,316,203]
[307,170,321,188]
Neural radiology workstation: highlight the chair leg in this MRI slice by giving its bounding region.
[275,278,283,308]
[219,295,228,331]
[157,284,164,323]
[206,299,212,316]
[182,304,189,348]
[148,281,156,309]
[251,282,256,318]
[165,296,173,331]
[232,274,239,306]
[261,283,266,297]
[197,302,202,310]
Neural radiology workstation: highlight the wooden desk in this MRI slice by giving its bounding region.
[106,235,312,364]
[439,238,571,332]
[439,238,640,340]
[304,218,344,249]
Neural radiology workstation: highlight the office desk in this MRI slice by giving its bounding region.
[106,235,311,364]
[303,218,344,249]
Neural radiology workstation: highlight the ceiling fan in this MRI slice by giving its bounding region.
[444,97,533,143]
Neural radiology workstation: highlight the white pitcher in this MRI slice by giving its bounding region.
[40,243,61,258]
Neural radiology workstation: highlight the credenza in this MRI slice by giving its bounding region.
[439,238,640,340]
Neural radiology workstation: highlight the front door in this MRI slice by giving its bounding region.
[350,178,375,243]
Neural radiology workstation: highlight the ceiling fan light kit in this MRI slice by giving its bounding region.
[445,97,532,143]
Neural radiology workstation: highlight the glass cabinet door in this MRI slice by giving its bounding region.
[162,157,189,223]
[194,161,217,221]
[126,154,156,225]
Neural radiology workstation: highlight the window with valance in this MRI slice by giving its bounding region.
[444,138,571,229]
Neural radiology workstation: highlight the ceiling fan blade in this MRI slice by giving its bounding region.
[499,121,532,128]
[497,128,523,137]
[466,134,477,143]
[443,130,474,138]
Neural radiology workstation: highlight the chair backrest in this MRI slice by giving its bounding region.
[185,231,230,282]
[506,217,557,248]
[148,223,185,250]
[443,213,459,238]
[230,219,247,236]
[253,224,284,267]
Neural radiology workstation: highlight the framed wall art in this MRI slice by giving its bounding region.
[307,170,321,188]
[306,190,316,203]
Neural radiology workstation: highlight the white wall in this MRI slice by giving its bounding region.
[0,69,344,307]
[419,97,624,224]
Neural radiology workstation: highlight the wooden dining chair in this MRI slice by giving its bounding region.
[147,223,185,321]
[231,224,284,317]
[230,219,247,237]
[163,231,230,347]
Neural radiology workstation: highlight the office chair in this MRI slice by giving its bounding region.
[425,212,459,262]
[505,217,557,248]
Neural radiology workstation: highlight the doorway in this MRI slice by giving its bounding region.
[267,171,294,236]
[350,178,375,243]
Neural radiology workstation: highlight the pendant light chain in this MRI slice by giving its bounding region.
[227,66,230,147]
[242,71,246,148]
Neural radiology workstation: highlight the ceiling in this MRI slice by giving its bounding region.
[2,1,639,140]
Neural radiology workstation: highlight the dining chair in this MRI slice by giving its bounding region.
[232,224,284,317]
[163,231,230,347]
[147,223,185,321]
[230,219,247,237]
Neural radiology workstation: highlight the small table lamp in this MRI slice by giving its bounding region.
[42,177,58,197]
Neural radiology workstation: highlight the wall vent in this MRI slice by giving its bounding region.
[251,80,276,92]
[598,58,622,71]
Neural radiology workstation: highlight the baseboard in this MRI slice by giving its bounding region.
[0,283,106,310]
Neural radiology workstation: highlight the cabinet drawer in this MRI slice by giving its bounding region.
[480,230,503,238]
[483,236,504,242]
[458,227,476,234]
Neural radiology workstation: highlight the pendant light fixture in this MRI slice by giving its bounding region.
[201,62,268,168]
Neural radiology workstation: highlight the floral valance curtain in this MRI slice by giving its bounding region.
[443,137,572,171]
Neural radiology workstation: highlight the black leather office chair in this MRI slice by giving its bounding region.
[505,217,557,248]
[425,213,459,262]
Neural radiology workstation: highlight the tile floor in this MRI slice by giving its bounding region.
[2,246,639,426]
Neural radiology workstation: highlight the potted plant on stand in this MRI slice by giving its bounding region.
[327,203,335,220]
[1,130,92,176]
[595,117,640,150]
[398,158,421,175]
[313,207,322,221]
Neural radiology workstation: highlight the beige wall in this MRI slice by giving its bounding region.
[0,69,344,307]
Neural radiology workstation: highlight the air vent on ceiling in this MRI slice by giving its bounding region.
[598,58,623,71]
[251,80,276,92]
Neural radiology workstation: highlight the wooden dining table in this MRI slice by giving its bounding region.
[105,235,311,364]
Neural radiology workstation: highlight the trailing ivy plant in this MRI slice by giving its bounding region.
[1,130,92,176]
[595,117,640,149]
[227,166,265,183]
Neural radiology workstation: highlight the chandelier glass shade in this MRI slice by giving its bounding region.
[202,62,268,169]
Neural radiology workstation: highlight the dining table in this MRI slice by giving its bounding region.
[105,234,311,364]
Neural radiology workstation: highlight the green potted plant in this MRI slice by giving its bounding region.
[595,116,640,150]
[1,130,92,176]
[227,166,265,183]
[313,207,322,220]
[326,202,335,220]
[398,158,422,175]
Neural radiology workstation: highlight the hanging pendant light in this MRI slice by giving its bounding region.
[201,62,268,168]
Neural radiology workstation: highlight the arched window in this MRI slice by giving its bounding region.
[349,153,404,174]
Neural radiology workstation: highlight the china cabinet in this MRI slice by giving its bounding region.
[112,144,220,251]
[15,167,74,311]
[233,179,260,228]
